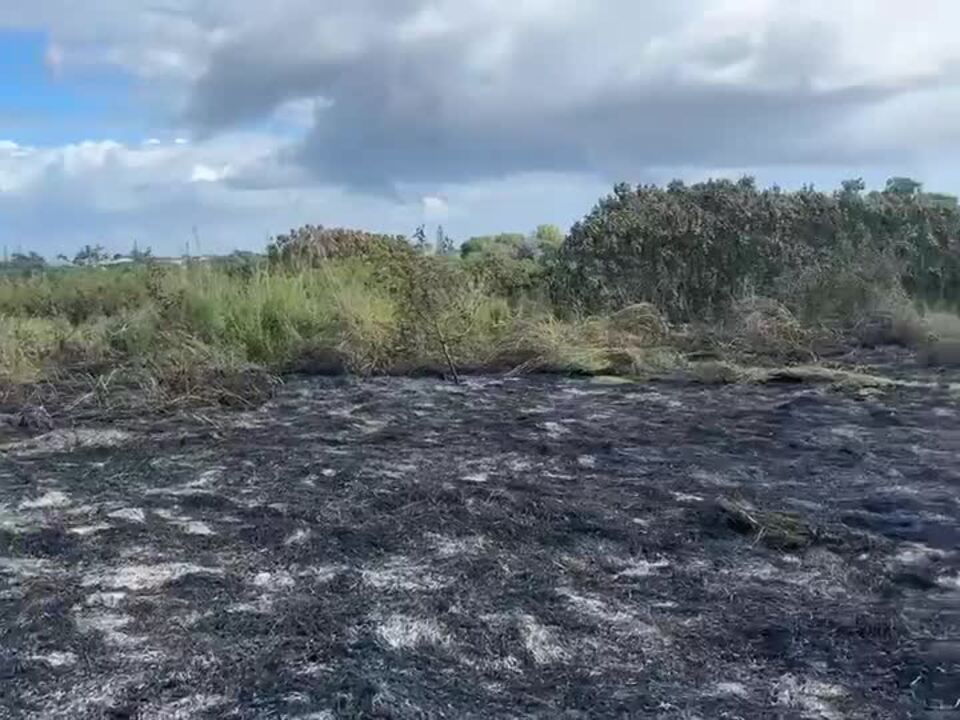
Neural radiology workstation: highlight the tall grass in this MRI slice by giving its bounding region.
[0,260,542,387]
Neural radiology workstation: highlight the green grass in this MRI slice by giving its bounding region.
[1,252,958,407]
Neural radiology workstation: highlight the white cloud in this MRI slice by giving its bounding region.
[189,163,231,183]
[1,1,960,253]
[421,195,449,221]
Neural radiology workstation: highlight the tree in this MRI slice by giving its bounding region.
[885,177,923,196]
[839,178,866,197]
[435,225,455,256]
[72,244,109,267]
[412,224,430,252]
[8,252,46,270]
[459,233,526,259]
[532,224,564,258]
[130,241,153,261]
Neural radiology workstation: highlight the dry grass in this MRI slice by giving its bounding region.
[2,259,959,410]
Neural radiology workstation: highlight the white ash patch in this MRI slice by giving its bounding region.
[462,472,489,484]
[559,589,631,623]
[376,615,450,650]
[0,556,56,578]
[70,523,111,537]
[177,520,216,536]
[577,455,597,468]
[672,491,705,503]
[0,503,29,532]
[518,614,568,665]
[540,421,570,439]
[108,507,146,523]
[23,673,145,720]
[712,682,749,699]
[508,457,533,472]
[252,570,296,592]
[895,543,949,565]
[30,651,77,668]
[562,386,604,397]
[194,468,225,486]
[285,528,313,546]
[144,693,227,719]
[299,565,342,583]
[689,468,739,487]
[486,655,524,675]
[294,662,334,678]
[359,418,388,435]
[362,557,450,591]
[226,599,275,615]
[558,588,661,640]
[634,390,684,409]
[938,573,960,590]
[152,509,216,536]
[615,558,671,578]
[1,428,133,458]
[427,533,487,558]
[64,504,98,517]
[146,485,215,498]
[19,490,71,510]
[774,674,847,720]
[83,563,223,591]
[85,591,127,609]
[321,468,338,478]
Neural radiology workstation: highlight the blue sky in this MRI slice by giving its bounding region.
[1,1,958,258]
[0,30,145,146]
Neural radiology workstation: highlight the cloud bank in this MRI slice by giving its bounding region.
[2,1,959,253]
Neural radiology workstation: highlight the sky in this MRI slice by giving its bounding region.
[1,1,959,258]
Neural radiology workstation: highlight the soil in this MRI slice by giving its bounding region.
[1,354,959,718]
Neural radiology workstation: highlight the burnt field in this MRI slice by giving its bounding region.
[1,364,959,718]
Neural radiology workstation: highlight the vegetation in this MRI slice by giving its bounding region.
[1,177,958,408]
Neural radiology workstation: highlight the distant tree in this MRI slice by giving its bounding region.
[72,244,109,267]
[885,177,923,196]
[8,251,46,270]
[459,233,526,259]
[435,225,455,256]
[129,241,153,262]
[839,178,866,197]
[412,224,430,252]
[532,224,564,258]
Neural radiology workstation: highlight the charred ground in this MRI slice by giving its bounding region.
[1,360,959,718]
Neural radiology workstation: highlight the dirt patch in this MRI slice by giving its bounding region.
[1,367,959,717]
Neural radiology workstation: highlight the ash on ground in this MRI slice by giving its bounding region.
[1,369,959,718]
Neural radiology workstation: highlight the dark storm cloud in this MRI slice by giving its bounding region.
[182,0,943,191]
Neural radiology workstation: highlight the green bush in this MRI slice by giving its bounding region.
[267,225,413,269]
[551,178,960,322]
